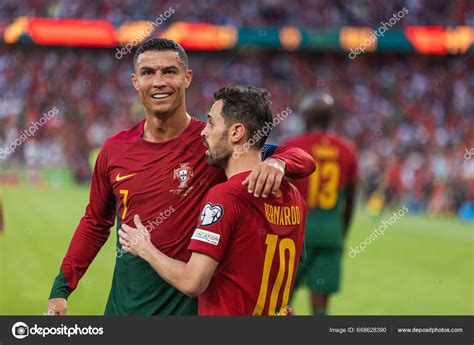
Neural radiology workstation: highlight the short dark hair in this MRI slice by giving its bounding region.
[213,84,273,149]
[300,91,335,130]
[133,38,189,70]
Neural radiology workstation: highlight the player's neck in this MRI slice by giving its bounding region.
[310,125,330,132]
[225,150,261,179]
[143,109,191,143]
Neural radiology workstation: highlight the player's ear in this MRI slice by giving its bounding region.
[230,123,246,144]
[131,73,139,92]
[184,69,193,88]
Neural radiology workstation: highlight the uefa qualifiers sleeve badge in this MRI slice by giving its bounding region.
[200,202,224,226]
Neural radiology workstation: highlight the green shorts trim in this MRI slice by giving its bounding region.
[295,247,342,294]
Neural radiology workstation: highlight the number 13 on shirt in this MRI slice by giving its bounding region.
[307,160,341,209]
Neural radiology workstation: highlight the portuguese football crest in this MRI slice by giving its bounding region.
[171,163,194,195]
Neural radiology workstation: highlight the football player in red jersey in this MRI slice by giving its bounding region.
[285,92,358,315]
[120,84,308,315]
[48,39,315,315]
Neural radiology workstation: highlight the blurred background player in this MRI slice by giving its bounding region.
[285,91,358,315]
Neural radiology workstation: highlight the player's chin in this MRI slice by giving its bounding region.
[206,153,229,169]
[150,104,174,116]
[206,155,219,168]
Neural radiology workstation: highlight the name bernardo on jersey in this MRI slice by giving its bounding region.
[264,203,301,226]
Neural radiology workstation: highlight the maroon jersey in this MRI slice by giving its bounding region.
[283,131,358,247]
[50,117,315,315]
[284,132,357,206]
[188,171,306,315]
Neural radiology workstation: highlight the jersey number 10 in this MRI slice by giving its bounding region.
[253,234,296,316]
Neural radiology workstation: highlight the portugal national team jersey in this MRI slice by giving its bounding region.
[283,132,358,248]
[188,171,306,315]
[50,117,315,315]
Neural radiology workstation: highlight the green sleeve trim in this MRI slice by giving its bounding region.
[49,270,70,300]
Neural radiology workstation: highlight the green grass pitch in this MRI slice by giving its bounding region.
[0,183,472,315]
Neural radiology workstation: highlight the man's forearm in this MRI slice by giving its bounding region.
[141,245,197,297]
[50,213,112,299]
[50,145,116,300]
[343,203,354,236]
[272,146,316,179]
[119,216,217,297]
[343,184,356,237]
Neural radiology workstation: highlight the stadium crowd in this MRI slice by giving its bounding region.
[0,0,473,27]
[0,44,472,216]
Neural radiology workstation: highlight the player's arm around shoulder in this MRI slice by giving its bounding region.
[266,144,316,179]
[242,144,316,198]
[241,155,286,199]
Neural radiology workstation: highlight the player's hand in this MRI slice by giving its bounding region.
[119,215,152,258]
[242,157,285,198]
[47,298,67,316]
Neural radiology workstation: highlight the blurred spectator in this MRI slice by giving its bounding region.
[0,0,473,27]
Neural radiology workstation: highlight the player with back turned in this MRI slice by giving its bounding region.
[284,92,358,315]
[47,38,315,315]
[119,84,307,315]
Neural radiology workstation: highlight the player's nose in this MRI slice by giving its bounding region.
[201,126,208,138]
[152,72,167,88]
